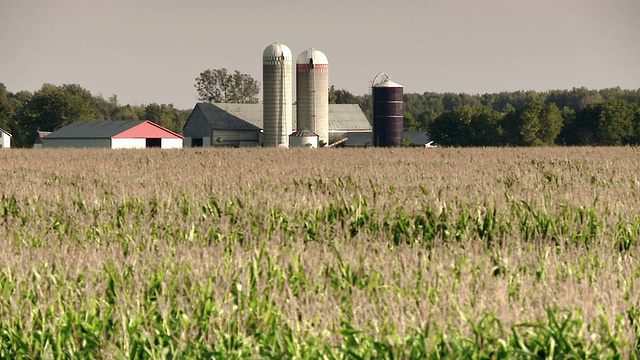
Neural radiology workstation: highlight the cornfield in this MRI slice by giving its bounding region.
[1,147,639,358]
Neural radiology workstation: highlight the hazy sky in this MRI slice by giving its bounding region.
[1,0,639,110]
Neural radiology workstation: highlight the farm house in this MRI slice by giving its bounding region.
[182,103,371,147]
[42,120,183,149]
[0,128,11,149]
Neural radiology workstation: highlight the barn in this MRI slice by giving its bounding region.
[340,131,432,147]
[42,120,183,149]
[0,128,11,149]
[33,131,52,148]
[182,103,371,147]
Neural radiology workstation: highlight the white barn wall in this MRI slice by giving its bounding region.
[161,138,183,149]
[111,138,145,149]
[0,132,10,149]
[0,131,11,149]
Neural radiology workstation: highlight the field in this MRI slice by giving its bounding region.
[1,146,640,358]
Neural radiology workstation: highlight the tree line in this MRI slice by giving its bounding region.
[3,78,639,148]
[0,83,189,148]
[330,86,640,146]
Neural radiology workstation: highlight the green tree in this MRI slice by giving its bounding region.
[403,112,420,131]
[329,86,359,105]
[15,84,100,147]
[567,100,637,145]
[428,106,502,146]
[144,103,183,134]
[0,83,13,132]
[328,85,337,104]
[111,104,145,121]
[594,100,636,145]
[195,68,260,103]
[334,88,358,104]
[502,102,563,146]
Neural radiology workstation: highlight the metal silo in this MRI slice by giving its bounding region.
[289,129,319,148]
[296,48,329,145]
[263,43,293,147]
[372,73,403,147]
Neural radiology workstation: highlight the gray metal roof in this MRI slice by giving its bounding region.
[44,121,144,139]
[189,103,371,132]
[290,129,318,137]
[341,131,431,147]
[326,104,371,131]
[208,104,263,130]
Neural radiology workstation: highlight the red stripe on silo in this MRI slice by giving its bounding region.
[296,64,329,72]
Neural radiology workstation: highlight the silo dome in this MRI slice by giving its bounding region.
[263,43,293,59]
[296,48,329,145]
[296,48,329,65]
[263,43,293,147]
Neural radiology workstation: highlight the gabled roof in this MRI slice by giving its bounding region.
[113,121,183,139]
[205,104,263,130]
[45,121,144,139]
[0,127,12,136]
[45,120,182,140]
[326,104,371,131]
[188,103,372,132]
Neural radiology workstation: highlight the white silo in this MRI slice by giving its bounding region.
[263,43,293,147]
[296,48,329,145]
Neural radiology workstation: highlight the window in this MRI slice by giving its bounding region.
[146,138,161,148]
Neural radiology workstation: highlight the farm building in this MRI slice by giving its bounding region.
[339,131,432,147]
[42,120,183,149]
[33,131,51,148]
[0,128,11,149]
[182,103,371,147]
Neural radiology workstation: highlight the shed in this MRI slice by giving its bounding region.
[42,120,183,149]
[0,128,11,149]
[34,131,52,148]
[182,103,371,147]
[289,129,319,148]
[340,131,432,147]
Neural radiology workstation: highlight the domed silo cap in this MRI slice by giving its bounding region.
[374,79,403,88]
[296,48,329,65]
[263,43,292,58]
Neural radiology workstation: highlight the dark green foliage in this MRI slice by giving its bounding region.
[14,84,100,147]
[329,86,359,105]
[502,102,563,146]
[429,106,504,146]
[561,100,639,146]
[194,68,260,104]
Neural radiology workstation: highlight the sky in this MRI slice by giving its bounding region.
[1,0,639,110]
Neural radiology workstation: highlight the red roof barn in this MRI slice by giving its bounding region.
[42,121,183,149]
